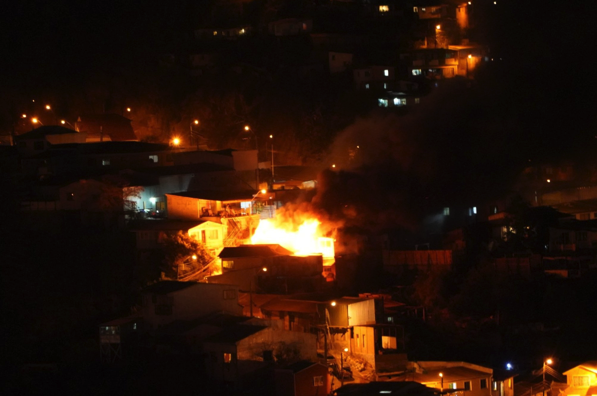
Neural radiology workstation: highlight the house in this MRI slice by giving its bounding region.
[378,92,421,108]
[165,190,259,220]
[141,281,242,329]
[322,297,407,376]
[76,114,137,142]
[353,66,395,90]
[202,320,317,383]
[209,245,325,293]
[268,18,312,36]
[14,125,86,157]
[275,361,331,396]
[99,316,143,362]
[130,219,226,256]
[405,361,494,396]
[329,52,353,74]
[562,362,597,396]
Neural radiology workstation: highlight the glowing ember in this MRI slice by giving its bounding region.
[251,218,334,258]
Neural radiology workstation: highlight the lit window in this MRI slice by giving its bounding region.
[223,353,232,363]
[573,376,590,387]
[378,99,388,107]
[149,155,158,163]
[384,69,389,76]
[223,260,234,269]
[449,383,457,390]
[493,381,498,391]
[102,159,110,166]
[415,98,420,104]
[365,84,370,89]
[509,379,513,389]
[393,98,399,105]
[314,376,324,386]
[400,99,406,105]
[412,69,422,76]
[384,83,387,89]
[413,6,418,12]
[379,5,389,12]
[239,28,245,34]
[473,207,477,214]
[444,207,450,216]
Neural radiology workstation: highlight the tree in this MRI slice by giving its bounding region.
[159,231,214,280]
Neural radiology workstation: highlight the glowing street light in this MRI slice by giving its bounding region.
[331,301,337,307]
[45,104,51,110]
[269,134,275,181]
[172,137,181,146]
[31,117,43,126]
[543,358,553,396]
[192,255,197,260]
[341,347,350,387]
[126,107,131,112]
[436,25,441,30]
[262,267,268,272]
[21,114,27,118]
[440,373,444,391]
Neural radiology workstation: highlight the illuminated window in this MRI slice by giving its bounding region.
[384,69,389,76]
[573,376,590,387]
[480,379,487,389]
[509,379,513,389]
[393,98,399,105]
[384,83,387,89]
[449,383,457,389]
[223,260,234,269]
[365,84,370,89]
[464,381,471,391]
[493,381,498,390]
[413,6,418,12]
[149,155,158,163]
[213,31,217,36]
[223,353,232,363]
[102,159,110,166]
[379,5,389,12]
[382,335,397,349]
[314,376,324,386]
[444,207,450,216]
[378,99,388,107]
[400,99,406,105]
[412,69,422,76]
[415,98,420,104]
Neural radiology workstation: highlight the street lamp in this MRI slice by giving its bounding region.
[190,119,200,149]
[341,347,349,387]
[269,134,274,182]
[172,137,181,147]
[440,373,444,391]
[543,358,553,396]
[45,104,51,110]
[31,117,43,126]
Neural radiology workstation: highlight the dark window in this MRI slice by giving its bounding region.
[464,381,471,391]
[480,379,487,389]
[34,141,44,150]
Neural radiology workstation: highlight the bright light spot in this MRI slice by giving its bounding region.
[32,117,39,124]
[192,255,197,260]
[439,373,443,377]
[261,189,267,194]
[332,164,336,168]
[494,1,496,3]
[546,358,553,365]
[468,54,472,59]
[244,125,250,131]
[269,134,273,139]
[331,301,337,307]
[547,179,551,183]
[468,1,471,4]
[436,25,441,30]
[61,120,66,124]
[150,197,157,204]
[172,137,180,146]
[356,145,360,149]
[344,347,349,352]
[45,105,51,110]
[194,119,199,125]
[251,218,335,258]
[506,363,513,370]
[126,107,131,112]
[262,267,267,272]
[22,114,27,118]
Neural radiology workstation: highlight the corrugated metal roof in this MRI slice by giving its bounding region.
[219,244,293,258]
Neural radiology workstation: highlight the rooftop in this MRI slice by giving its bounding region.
[16,125,79,140]
[203,324,266,344]
[166,189,256,202]
[219,244,294,259]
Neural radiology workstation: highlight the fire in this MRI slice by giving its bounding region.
[251,218,334,258]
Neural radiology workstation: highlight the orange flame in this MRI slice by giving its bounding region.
[251,218,334,258]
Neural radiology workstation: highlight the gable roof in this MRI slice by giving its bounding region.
[564,362,597,375]
[203,324,266,344]
[282,360,326,374]
[129,219,210,232]
[219,244,293,259]
[166,189,256,202]
[142,281,198,295]
[16,125,79,140]
[76,114,137,141]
